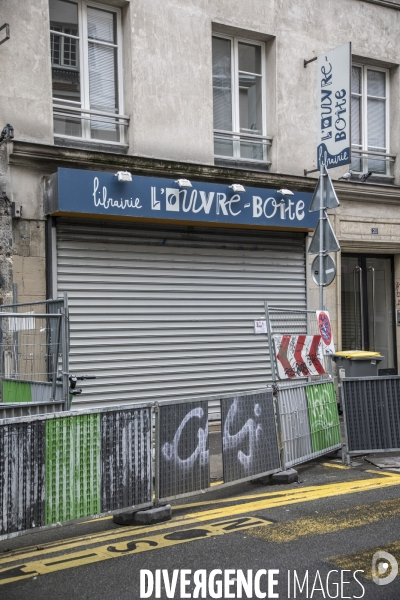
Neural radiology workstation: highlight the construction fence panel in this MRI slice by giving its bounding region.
[0,403,153,539]
[157,401,210,501]
[342,376,400,456]
[0,401,65,420]
[221,390,280,483]
[276,380,341,469]
[156,389,282,503]
[0,298,69,409]
[101,408,152,512]
[45,413,102,524]
[265,304,333,385]
[0,420,46,536]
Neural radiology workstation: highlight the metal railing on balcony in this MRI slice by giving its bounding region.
[53,100,130,145]
[350,146,395,179]
[214,129,272,165]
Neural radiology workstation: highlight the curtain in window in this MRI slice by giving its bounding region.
[87,7,118,138]
[212,37,232,132]
[367,70,386,173]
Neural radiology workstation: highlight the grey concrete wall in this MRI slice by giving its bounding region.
[0,0,53,144]
[0,146,13,307]
[1,0,399,171]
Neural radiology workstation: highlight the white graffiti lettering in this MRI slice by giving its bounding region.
[223,399,263,471]
[162,408,209,470]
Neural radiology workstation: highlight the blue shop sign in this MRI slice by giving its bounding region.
[45,168,318,230]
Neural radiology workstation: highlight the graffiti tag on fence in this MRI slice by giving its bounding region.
[159,402,209,498]
[221,392,281,482]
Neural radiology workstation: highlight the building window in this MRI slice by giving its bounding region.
[351,64,392,176]
[50,0,128,144]
[212,34,270,165]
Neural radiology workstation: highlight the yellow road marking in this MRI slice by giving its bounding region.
[321,462,351,470]
[246,497,400,544]
[0,516,271,586]
[329,541,400,581]
[2,470,400,569]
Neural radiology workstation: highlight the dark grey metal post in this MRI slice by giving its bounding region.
[62,292,70,409]
[51,315,62,401]
[319,165,326,310]
[264,301,277,382]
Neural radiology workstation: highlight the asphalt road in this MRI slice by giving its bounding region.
[1,457,400,600]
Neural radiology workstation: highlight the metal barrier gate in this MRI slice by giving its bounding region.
[264,304,342,467]
[277,380,341,468]
[0,403,153,538]
[154,389,282,503]
[0,301,349,539]
[341,375,400,463]
[0,388,282,539]
[0,296,69,412]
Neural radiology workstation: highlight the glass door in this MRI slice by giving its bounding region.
[341,254,396,374]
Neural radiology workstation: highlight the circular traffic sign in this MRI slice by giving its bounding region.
[311,254,336,287]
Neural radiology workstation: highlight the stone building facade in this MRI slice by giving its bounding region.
[1,0,400,408]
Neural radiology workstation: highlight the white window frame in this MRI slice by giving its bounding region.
[351,63,392,177]
[212,34,270,164]
[50,0,128,145]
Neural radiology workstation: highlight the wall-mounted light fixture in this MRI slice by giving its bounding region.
[277,188,294,196]
[175,179,192,188]
[229,183,246,193]
[115,171,132,182]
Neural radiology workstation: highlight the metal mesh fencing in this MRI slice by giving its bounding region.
[101,408,152,512]
[0,420,46,535]
[155,389,282,503]
[221,390,280,483]
[0,401,65,420]
[157,400,209,501]
[276,381,341,468]
[342,376,400,455]
[306,382,341,452]
[0,298,68,406]
[0,402,154,538]
[277,385,313,468]
[265,303,332,385]
[45,413,101,524]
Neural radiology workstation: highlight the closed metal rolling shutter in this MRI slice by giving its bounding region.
[56,219,306,413]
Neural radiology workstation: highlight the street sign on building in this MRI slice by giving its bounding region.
[317,42,351,170]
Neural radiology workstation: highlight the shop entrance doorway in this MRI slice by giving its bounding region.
[341,254,397,375]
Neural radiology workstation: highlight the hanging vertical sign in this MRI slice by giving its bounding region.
[317,42,351,170]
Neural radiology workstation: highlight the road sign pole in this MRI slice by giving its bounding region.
[319,164,325,310]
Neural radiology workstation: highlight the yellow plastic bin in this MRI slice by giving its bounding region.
[332,351,384,378]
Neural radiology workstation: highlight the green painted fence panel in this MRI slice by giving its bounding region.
[306,382,341,453]
[2,379,32,403]
[45,414,101,524]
